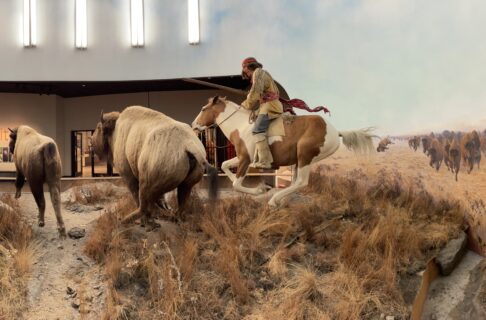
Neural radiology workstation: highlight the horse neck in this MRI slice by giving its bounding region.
[216,101,251,138]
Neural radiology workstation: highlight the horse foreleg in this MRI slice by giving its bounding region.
[232,159,267,195]
[221,157,239,182]
[268,165,311,207]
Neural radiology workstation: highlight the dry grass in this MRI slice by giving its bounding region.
[0,194,33,319]
[84,166,465,320]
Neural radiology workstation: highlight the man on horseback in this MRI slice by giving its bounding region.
[241,57,283,169]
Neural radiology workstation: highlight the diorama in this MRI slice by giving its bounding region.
[0,1,484,320]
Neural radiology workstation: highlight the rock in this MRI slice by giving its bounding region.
[68,227,86,239]
[71,300,80,309]
[436,231,467,276]
[66,287,75,295]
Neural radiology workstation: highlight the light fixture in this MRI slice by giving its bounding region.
[23,0,36,47]
[188,0,200,44]
[130,0,144,47]
[75,0,87,49]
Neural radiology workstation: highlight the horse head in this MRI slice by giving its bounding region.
[191,96,228,131]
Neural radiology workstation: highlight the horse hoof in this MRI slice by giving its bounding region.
[38,221,45,227]
[15,191,21,199]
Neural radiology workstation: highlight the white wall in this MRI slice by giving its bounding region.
[0,0,240,81]
[62,90,243,176]
[0,93,58,172]
[0,90,243,176]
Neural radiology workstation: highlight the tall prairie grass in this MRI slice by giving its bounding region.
[85,166,464,319]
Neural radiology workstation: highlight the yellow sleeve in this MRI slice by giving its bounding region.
[241,69,264,110]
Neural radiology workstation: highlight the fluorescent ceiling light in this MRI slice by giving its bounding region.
[130,0,144,47]
[188,0,200,44]
[23,0,36,47]
[75,0,87,49]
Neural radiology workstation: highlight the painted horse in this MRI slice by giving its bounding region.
[192,96,375,207]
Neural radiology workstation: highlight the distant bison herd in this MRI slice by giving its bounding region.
[407,130,485,181]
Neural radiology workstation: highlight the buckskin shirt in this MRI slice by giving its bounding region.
[241,68,283,119]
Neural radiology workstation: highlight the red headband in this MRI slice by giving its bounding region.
[242,57,257,67]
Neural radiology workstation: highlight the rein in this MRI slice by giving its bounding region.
[204,103,242,129]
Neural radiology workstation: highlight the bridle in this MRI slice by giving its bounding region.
[199,103,241,130]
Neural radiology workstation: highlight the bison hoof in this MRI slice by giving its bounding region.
[38,221,45,227]
[268,199,279,209]
[58,228,67,239]
[144,220,161,232]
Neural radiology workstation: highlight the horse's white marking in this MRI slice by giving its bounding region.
[221,157,239,182]
[268,136,283,145]
[193,99,374,206]
[268,164,311,207]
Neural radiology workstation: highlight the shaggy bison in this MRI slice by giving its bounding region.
[428,138,443,171]
[461,130,481,173]
[449,138,461,181]
[92,106,218,229]
[8,126,66,238]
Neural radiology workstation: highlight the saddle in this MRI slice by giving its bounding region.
[267,113,296,138]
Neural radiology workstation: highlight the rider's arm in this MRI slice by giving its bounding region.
[241,69,264,110]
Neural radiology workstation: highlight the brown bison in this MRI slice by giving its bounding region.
[92,106,218,229]
[443,139,452,172]
[480,134,486,156]
[460,130,481,173]
[377,138,393,152]
[428,138,443,171]
[411,136,420,151]
[422,136,432,154]
[449,138,461,181]
[8,126,66,238]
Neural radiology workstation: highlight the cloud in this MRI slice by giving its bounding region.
[202,0,486,135]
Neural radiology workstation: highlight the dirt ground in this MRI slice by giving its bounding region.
[11,191,107,320]
[5,140,485,319]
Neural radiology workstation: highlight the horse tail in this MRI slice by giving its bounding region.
[338,127,377,154]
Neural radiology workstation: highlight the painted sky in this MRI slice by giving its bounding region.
[201,0,486,136]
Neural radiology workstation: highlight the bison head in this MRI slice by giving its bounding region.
[92,110,119,163]
[8,128,18,154]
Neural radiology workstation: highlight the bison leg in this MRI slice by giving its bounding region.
[125,176,140,207]
[30,182,46,228]
[14,171,25,199]
[121,209,141,225]
[139,198,160,231]
[48,183,66,238]
[176,165,204,216]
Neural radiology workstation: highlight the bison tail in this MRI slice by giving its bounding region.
[185,151,219,202]
[43,142,61,180]
[204,161,219,202]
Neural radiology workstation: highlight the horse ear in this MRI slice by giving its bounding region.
[8,128,13,133]
[221,96,227,101]
[100,110,104,123]
[212,96,219,104]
